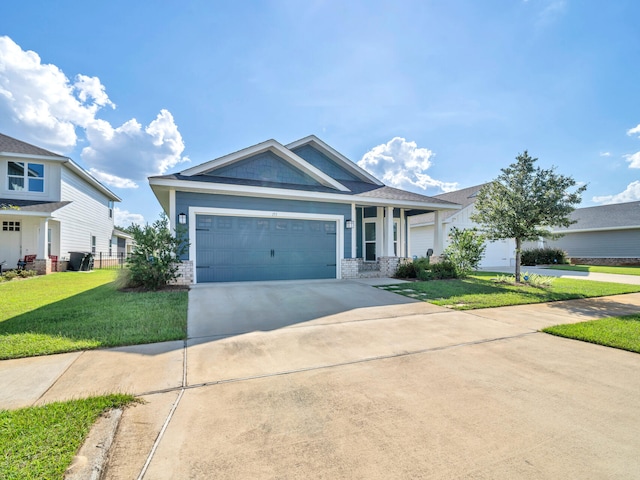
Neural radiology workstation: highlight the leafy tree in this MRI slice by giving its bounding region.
[126,214,188,290]
[471,151,586,282]
[444,227,486,277]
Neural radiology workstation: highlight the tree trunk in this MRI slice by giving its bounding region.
[515,237,522,283]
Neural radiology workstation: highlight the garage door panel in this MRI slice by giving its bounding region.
[196,215,337,282]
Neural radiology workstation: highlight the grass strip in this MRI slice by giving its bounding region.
[546,265,640,276]
[543,314,640,353]
[385,272,640,310]
[0,270,187,359]
[0,394,136,480]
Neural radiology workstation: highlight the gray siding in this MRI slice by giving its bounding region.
[291,145,360,181]
[176,191,353,258]
[544,230,640,257]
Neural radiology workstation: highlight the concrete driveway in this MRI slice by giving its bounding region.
[2,280,640,479]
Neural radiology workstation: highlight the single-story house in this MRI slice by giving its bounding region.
[409,184,516,268]
[149,135,461,283]
[531,201,640,265]
[0,132,124,273]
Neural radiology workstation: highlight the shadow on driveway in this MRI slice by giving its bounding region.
[187,280,435,339]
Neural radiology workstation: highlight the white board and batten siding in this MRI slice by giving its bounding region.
[57,167,114,257]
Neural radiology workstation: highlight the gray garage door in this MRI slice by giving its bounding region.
[195,215,337,282]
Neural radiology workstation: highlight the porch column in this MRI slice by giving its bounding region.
[351,203,356,258]
[385,206,395,257]
[169,189,176,232]
[37,218,49,258]
[400,208,406,257]
[376,207,384,259]
[433,210,443,255]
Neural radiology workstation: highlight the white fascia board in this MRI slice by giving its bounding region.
[179,139,350,192]
[149,177,461,211]
[0,210,52,218]
[286,135,383,186]
[550,225,640,234]
[63,160,122,201]
[0,152,67,162]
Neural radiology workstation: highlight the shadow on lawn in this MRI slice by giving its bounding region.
[0,283,187,357]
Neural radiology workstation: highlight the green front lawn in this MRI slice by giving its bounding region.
[0,270,188,360]
[543,314,640,353]
[381,272,640,309]
[0,394,136,480]
[547,264,640,276]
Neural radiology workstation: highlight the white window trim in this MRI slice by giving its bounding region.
[7,161,46,194]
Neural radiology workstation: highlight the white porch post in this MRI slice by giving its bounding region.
[400,208,405,257]
[433,210,443,255]
[385,206,395,257]
[169,189,176,232]
[376,207,383,259]
[351,203,356,258]
[38,218,49,258]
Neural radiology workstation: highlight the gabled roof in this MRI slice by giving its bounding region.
[179,139,349,192]
[0,132,121,202]
[286,135,383,185]
[553,201,640,232]
[0,133,67,160]
[410,184,487,226]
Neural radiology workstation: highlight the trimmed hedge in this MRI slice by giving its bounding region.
[521,248,568,266]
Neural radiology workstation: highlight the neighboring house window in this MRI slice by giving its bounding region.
[108,200,114,218]
[8,161,45,192]
[91,236,96,254]
[2,221,20,231]
[109,238,113,256]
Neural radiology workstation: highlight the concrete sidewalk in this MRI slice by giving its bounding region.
[1,285,639,479]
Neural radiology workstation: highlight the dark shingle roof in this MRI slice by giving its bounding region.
[557,201,640,231]
[0,199,71,213]
[0,133,66,158]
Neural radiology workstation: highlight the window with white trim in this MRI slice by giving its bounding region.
[91,235,96,254]
[2,221,20,232]
[8,162,45,192]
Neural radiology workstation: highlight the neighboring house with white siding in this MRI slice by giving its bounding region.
[528,201,640,265]
[409,184,516,268]
[0,132,123,273]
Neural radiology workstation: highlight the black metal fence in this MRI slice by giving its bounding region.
[92,252,130,270]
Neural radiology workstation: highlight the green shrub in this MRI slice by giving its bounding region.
[18,269,37,278]
[395,256,431,279]
[126,214,189,291]
[429,260,458,279]
[443,227,486,277]
[521,248,568,266]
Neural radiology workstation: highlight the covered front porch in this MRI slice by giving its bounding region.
[341,204,451,279]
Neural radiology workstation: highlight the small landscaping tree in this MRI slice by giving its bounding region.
[444,227,486,277]
[471,151,586,282]
[127,214,188,290]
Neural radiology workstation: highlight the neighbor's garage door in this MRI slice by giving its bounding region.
[195,215,337,282]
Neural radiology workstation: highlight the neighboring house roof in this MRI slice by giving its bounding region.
[410,184,488,226]
[0,132,121,202]
[0,198,71,215]
[553,201,640,232]
[0,133,66,160]
[149,135,461,215]
[113,228,133,239]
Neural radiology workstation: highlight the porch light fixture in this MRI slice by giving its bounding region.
[178,212,187,225]
[345,220,354,229]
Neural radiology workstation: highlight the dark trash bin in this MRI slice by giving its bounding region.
[69,251,92,271]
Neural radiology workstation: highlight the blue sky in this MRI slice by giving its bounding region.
[2,0,640,226]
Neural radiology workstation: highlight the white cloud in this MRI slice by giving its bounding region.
[114,207,146,227]
[599,152,611,157]
[592,181,640,204]
[0,35,187,185]
[89,168,139,189]
[627,124,640,137]
[81,110,189,183]
[624,152,640,169]
[358,137,458,194]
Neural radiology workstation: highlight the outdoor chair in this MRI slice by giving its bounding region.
[17,254,37,270]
